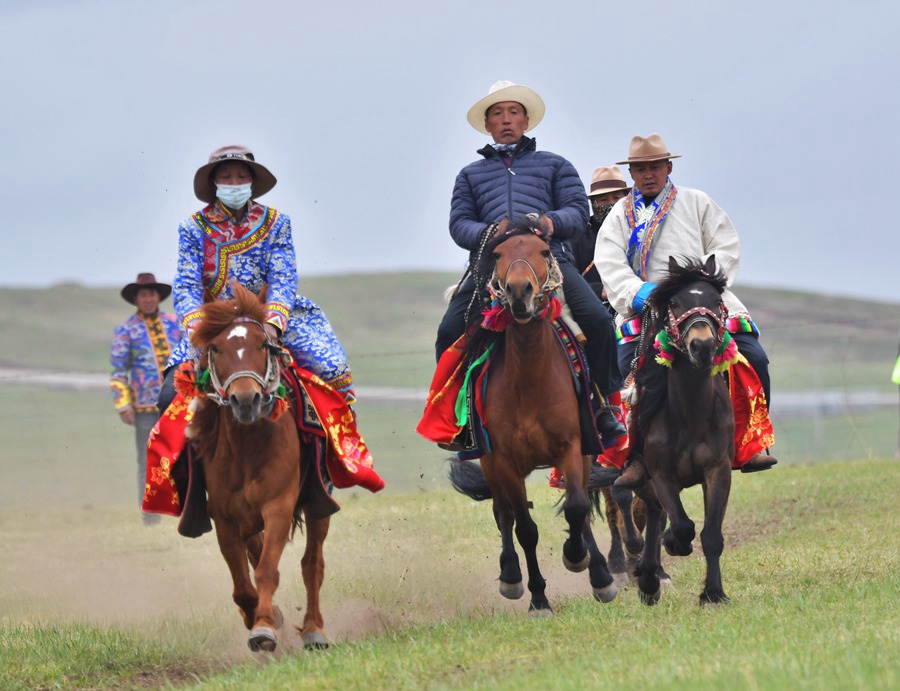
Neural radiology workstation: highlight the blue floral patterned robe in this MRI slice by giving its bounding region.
[168,201,353,398]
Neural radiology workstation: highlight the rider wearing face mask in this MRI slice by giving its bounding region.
[158,145,356,414]
[570,166,631,314]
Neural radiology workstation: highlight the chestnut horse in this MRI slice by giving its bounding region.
[188,283,329,650]
[449,224,618,614]
[629,255,735,605]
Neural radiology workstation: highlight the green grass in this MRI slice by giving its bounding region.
[2,460,897,689]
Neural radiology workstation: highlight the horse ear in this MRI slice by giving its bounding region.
[258,284,268,303]
[668,256,679,272]
[704,254,717,274]
[202,288,216,304]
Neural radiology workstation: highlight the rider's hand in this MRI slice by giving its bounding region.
[263,322,280,342]
[119,408,135,426]
[538,214,554,237]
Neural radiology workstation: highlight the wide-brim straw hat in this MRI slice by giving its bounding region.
[193,144,277,204]
[616,133,682,165]
[466,80,545,134]
[587,166,631,198]
[121,273,171,305]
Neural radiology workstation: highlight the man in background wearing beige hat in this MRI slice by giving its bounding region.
[596,134,777,487]
[110,273,181,525]
[572,166,631,307]
[435,80,626,443]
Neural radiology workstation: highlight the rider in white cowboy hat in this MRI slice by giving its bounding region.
[595,133,778,486]
[435,80,626,444]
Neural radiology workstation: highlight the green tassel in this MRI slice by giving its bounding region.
[454,344,494,426]
[196,368,211,391]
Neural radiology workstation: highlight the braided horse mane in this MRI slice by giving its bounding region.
[634,256,728,433]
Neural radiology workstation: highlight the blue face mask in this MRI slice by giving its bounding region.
[216,183,253,210]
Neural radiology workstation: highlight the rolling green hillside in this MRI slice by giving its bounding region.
[1,273,898,393]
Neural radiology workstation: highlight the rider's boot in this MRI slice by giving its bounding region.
[614,454,648,489]
[595,389,627,441]
[740,450,778,473]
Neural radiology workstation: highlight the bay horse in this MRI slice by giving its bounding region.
[449,224,618,614]
[629,255,736,605]
[188,282,330,651]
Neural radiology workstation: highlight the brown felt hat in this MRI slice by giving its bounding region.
[193,144,277,204]
[616,133,682,165]
[587,166,630,198]
[121,273,171,305]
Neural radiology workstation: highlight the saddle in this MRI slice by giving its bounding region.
[417,319,604,459]
[143,362,384,537]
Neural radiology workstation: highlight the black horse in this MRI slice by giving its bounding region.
[630,255,736,605]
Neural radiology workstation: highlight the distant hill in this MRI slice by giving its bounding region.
[1,273,898,392]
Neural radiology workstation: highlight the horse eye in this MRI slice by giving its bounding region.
[492,251,501,261]
[541,249,551,258]
[208,344,218,354]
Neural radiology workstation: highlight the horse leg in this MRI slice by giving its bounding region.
[611,485,645,559]
[213,519,259,631]
[654,478,695,558]
[601,487,628,586]
[300,511,331,649]
[699,467,732,605]
[481,458,525,602]
[246,503,294,653]
[580,515,618,603]
[633,485,663,605]
[560,459,590,572]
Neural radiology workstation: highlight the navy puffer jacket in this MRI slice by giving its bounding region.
[449,136,589,262]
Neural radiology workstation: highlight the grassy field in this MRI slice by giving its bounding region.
[1,459,897,689]
[1,276,898,688]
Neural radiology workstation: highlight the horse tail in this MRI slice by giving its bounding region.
[448,459,492,501]
[587,463,619,517]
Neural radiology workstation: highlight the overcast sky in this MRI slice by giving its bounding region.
[2,0,897,302]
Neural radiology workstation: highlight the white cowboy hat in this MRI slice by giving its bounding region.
[466,80,545,135]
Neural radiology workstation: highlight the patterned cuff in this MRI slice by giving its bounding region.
[725,316,759,335]
[266,304,290,335]
[616,316,642,345]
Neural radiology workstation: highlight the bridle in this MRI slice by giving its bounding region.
[204,317,291,408]
[664,301,728,353]
[487,245,562,318]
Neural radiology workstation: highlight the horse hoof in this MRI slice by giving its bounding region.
[562,552,590,573]
[592,582,618,603]
[499,580,525,600]
[528,603,554,617]
[639,589,660,606]
[612,572,630,589]
[700,592,731,606]
[273,605,284,630]
[248,626,277,652]
[302,631,331,650]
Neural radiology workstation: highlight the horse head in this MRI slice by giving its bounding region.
[648,255,728,371]
[481,221,562,324]
[191,283,290,424]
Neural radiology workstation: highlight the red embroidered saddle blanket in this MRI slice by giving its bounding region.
[142,362,384,517]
